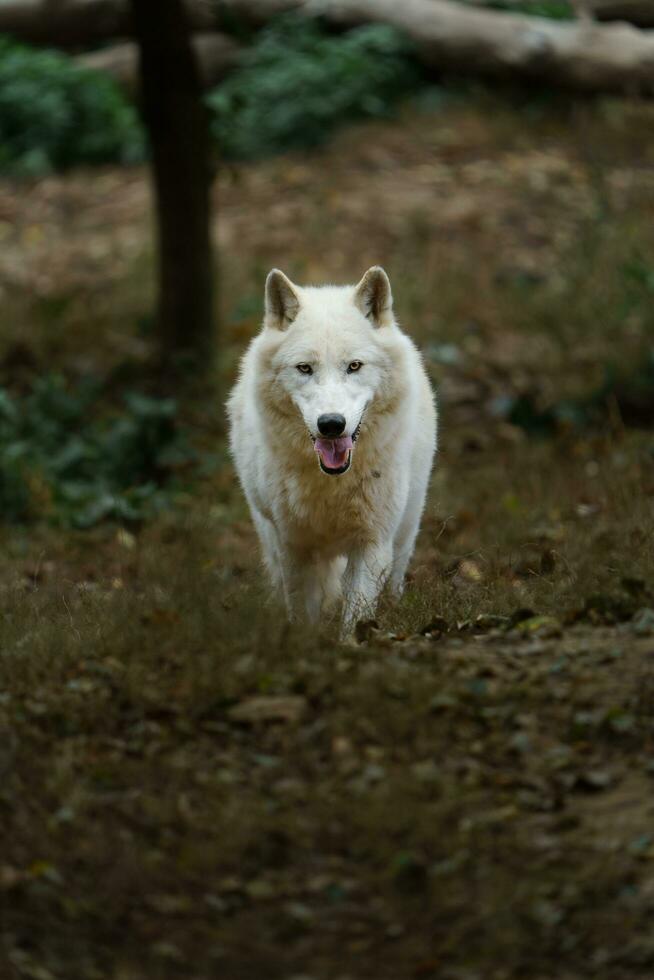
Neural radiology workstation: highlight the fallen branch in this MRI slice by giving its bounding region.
[76,33,241,95]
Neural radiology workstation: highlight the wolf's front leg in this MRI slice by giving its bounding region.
[341,542,393,636]
[281,555,324,626]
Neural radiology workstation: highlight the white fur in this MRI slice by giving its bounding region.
[227,267,437,634]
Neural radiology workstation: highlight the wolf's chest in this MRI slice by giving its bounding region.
[280,467,382,551]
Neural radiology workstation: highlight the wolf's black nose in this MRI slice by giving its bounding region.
[317,413,346,437]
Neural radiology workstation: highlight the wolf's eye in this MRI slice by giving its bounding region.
[296,363,313,375]
[347,361,363,373]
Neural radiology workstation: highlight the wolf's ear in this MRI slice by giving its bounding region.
[264,269,300,330]
[354,266,393,328]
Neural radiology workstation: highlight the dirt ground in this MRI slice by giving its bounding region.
[1,90,654,979]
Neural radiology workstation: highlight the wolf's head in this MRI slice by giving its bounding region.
[258,266,399,476]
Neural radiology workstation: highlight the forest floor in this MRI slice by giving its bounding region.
[1,89,654,979]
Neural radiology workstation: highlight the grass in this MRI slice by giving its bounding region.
[2,89,654,978]
[3,513,654,977]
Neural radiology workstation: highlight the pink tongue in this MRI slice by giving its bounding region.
[314,435,353,469]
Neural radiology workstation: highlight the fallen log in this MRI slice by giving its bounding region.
[214,0,654,95]
[0,0,214,48]
[76,33,242,95]
[3,0,654,49]
[0,0,125,47]
[4,0,654,97]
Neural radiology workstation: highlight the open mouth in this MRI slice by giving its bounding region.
[312,420,361,476]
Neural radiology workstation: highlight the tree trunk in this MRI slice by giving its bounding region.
[129,0,216,374]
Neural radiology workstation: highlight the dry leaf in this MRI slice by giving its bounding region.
[227,695,307,725]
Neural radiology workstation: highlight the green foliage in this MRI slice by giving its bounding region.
[0,377,193,527]
[495,348,654,435]
[474,0,572,17]
[0,18,426,172]
[207,16,425,160]
[0,36,144,175]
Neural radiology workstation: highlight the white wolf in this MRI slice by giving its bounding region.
[227,266,437,633]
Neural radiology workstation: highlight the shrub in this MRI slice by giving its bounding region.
[0,36,144,175]
[207,15,425,160]
[0,376,194,527]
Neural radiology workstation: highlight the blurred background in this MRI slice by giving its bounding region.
[2,1,654,978]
